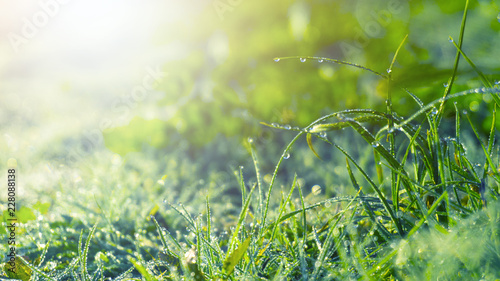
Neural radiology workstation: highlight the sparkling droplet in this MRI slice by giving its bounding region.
[319,132,327,138]
[318,59,324,63]
[371,142,380,148]
[386,69,392,74]
[283,124,291,130]
[495,80,500,86]
[462,110,468,115]
[247,137,254,143]
[300,58,306,63]
[448,38,453,43]
[430,107,438,115]
[443,83,449,88]
[311,185,321,195]
[271,122,279,127]
[283,153,290,160]
[274,58,280,62]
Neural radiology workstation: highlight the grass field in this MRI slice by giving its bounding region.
[1,1,500,280]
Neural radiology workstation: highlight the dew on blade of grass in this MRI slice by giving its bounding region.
[271,122,279,127]
[283,124,291,130]
[273,58,280,62]
[319,132,327,138]
[371,142,380,148]
[495,80,500,85]
[300,58,306,62]
[443,83,449,87]
[318,59,324,63]
[283,153,290,159]
[247,137,254,143]
[462,110,468,115]
[430,107,438,116]
[311,185,321,195]
[386,69,392,74]
[448,37,453,43]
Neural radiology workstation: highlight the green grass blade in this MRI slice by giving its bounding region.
[274,56,388,78]
[223,237,251,276]
[261,131,304,231]
[249,138,264,220]
[229,182,257,254]
[128,257,158,281]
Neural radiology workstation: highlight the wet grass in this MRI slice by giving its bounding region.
[2,1,500,280]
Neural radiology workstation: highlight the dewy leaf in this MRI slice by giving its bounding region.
[223,237,251,276]
[3,256,32,280]
[306,133,322,160]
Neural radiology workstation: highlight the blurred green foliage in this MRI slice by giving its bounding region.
[104,0,500,152]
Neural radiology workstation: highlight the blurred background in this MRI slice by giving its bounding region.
[1,0,500,218]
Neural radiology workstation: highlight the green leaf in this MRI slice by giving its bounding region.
[223,237,251,276]
[306,133,322,160]
[3,256,32,280]
[128,257,158,281]
[33,201,50,215]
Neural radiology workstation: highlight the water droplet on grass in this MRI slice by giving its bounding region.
[300,58,306,62]
[386,69,392,74]
[284,124,291,130]
[311,185,321,195]
[443,83,449,87]
[247,137,254,143]
[274,58,280,62]
[462,110,468,115]
[495,80,500,85]
[283,153,290,159]
[319,132,327,138]
[318,59,324,63]
[371,142,380,148]
[448,38,453,43]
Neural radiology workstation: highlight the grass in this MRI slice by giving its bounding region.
[2,2,500,280]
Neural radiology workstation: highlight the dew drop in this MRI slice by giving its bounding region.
[319,132,327,138]
[386,69,392,74]
[443,83,449,88]
[239,165,244,170]
[300,58,306,63]
[283,153,290,160]
[284,124,291,130]
[462,110,468,115]
[430,107,438,115]
[274,58,280,62]
[311,185,321,195]
[448,38,453,43]
[271,122,279,127]
[371,142,380,148]
[494,80,500,85]
[247,137,254,143]
[318,59,324,63]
